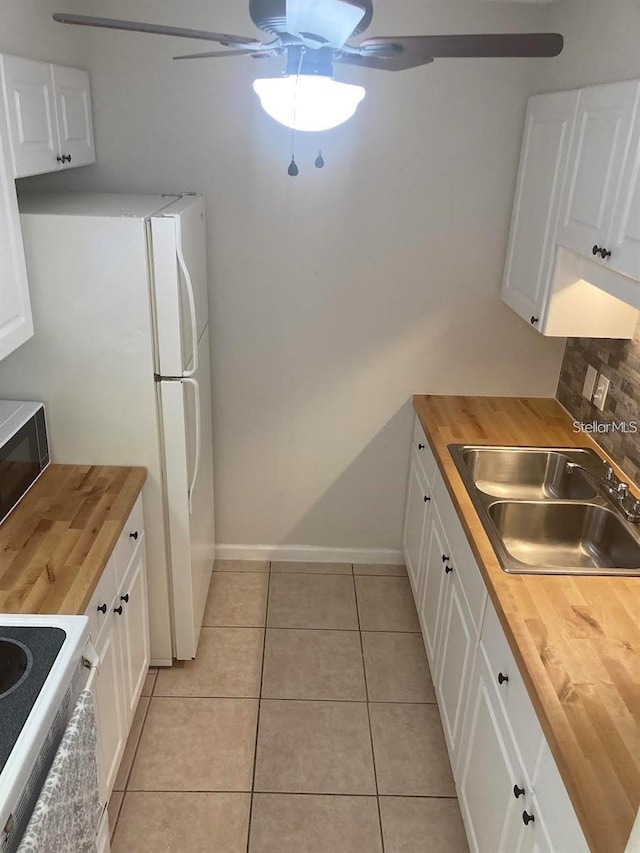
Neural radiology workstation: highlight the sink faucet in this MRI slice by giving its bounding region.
[566,461,640,523]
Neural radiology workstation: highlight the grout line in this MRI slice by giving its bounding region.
[204,624,421,634]
[352,572,386,853]
[113,689,155,838]
[121,788,459,799]
[245,560,271,853]
[148,693,436,705]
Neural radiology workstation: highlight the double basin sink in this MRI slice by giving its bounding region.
[449,445,640,575]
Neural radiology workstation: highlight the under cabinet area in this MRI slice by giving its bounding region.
[401,415,590,853]
[502,78,640,334]
[85,493,150,800]
[0,54,95,177]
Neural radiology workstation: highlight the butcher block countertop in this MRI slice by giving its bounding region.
[0,464,146,616]
[414,395,640,853]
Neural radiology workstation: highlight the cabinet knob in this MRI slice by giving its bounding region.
[497,672,509,685]
[592,244,601,256]
[418,443,425,450]
[97,603,107,614]
[120,593,130,603]
[130,530,139,541]
[424,495,431,503]
[513,784,525,799]
[530,316,539,325]
[56,155,65,163]
[114,605,123,615]
[522,811,535,826]
[600,248,612,260]
[445,564,454,574]
[441,554,449,563]
[64,154,72,163]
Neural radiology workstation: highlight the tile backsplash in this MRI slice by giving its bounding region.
[556,321,640,485]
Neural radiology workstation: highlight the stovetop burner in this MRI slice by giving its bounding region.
[0,626,66,775]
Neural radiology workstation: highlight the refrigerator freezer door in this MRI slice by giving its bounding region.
[158,328,215,659]
[150,195,209,378]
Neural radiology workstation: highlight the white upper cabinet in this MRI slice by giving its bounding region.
[0,54,95,178]
[609,104,640,280]
[502,91,579,328]
[557,80,640,261]
[0,100,33,360]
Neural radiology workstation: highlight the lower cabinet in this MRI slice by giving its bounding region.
[401,416,589,853]
[85,495,150,800]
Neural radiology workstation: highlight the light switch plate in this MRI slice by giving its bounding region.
[582,365,598,400]
[593,375,610,412]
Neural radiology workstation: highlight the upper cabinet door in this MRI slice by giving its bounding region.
[0,103,33,360]
[608,104,640,280]
[0,54,58,177]
[51,64,95,169]
[557,80,640,258]
[501,91,579,329]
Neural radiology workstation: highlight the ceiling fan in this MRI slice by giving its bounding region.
[53,0,564,135]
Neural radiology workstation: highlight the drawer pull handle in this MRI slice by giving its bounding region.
[418,443,425,450]
[513,784,525,799]
[441,554,449,563]
[97,603,107,614]
[497,672,509,685]
[114,605,123,615]
[120,594,130,603]
[130,530,139,541]
[424,495,431,503]
[522,811,535,826]
[445,565,454,574]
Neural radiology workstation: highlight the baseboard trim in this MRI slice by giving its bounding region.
[215,544,405,565]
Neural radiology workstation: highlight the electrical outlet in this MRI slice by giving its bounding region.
[582,365,598,400]
[593,375,610,412]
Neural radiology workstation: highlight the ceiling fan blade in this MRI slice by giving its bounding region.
[335,50,433,72]
[52,13,262,49]
[174,47,281,60]
[286,0,367,49]
[359,33,564,59]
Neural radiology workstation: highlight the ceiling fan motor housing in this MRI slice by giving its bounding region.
[249,0,373,42]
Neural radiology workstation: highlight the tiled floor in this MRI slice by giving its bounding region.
[110,560,469,852]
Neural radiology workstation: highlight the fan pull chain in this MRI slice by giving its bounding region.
[315,150,325,168]
[287,48,305,177]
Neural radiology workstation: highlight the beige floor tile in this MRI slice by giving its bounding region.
[362,632,435,703]
[262,629,366,701]
[267,574,358,629]
[112,792,250,853]
[249,794,383,853]
[355,577,420,632]
[128,697,258,791]
[203,572,269,626]
[271,561,352,575]
[380,797,469,852]
[108,791,124,840]
[369,704,455,796]
[254,700,376,794]
[353,563,407,577]
[113,696,150,791]
[214,559,270,572]
[155,628,264,698]
[141,670,157,697]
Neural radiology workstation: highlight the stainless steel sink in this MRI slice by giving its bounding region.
[449,444,640,576]
[459,447,597,500]
[488,501,640,573]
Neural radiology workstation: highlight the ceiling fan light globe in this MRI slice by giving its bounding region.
[253,75,365,131]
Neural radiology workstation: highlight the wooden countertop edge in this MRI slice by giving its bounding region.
[412,394,639,853]
[0,464,147,616]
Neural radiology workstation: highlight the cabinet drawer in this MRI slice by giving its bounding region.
[85,554,117,645]
[115,494,144,586]
[412,416,437,487]
[433,475,487,634]
[480,599,544,782]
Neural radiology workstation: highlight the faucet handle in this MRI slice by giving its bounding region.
[617,482,629,500]
[604,465,616,482]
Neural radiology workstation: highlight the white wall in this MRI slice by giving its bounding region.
[17,0,567,553]
[0,0,82,65]
[540,0,640,90]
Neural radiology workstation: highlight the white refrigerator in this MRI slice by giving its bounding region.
[0,191,215,663]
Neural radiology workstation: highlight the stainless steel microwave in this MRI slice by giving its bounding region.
[0,400,49,524]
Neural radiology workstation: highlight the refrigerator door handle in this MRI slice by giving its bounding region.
[182,377,201,515]
[175,216,198,378]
